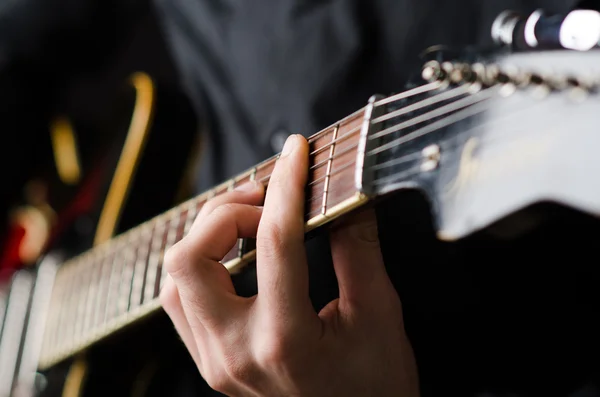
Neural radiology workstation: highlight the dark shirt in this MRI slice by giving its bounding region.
[1,1,596,396]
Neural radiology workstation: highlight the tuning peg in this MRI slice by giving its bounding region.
[492,8,600,51]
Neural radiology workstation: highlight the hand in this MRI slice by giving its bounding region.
[160,134,420,396]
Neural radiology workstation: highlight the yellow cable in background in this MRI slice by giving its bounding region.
[50,117,82,185]
[93,72,155,246]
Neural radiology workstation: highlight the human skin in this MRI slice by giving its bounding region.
[160,134,420,396]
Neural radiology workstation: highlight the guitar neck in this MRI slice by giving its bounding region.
[39,105,372,369]
[35,48,591,371]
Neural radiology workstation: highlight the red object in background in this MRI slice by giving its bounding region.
[0,224,26,282]
[0,161,106,283]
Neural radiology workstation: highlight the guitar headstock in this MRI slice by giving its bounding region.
[361,48,600,240]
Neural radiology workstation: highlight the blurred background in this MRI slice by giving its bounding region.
[0,0,199,281]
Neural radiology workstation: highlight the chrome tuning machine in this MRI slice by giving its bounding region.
[491,8,600,52]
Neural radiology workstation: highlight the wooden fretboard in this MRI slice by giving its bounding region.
[39,106,371,369]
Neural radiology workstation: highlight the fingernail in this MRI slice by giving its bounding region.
[280,135,298,157]
[235,180,260,192]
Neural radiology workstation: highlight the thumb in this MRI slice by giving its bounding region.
[329,208,391,310]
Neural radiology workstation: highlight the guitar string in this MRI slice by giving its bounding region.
[369,92,548,187]
[304,85,472,175]
[47,84,576,356]
[47,98,528,356]
[262,85,481,188]
[368,92,496,157]
[304,94,497,209]
[371,84,471,125]
[308,87,541,207]
[58,80,462,272]
[307,81,444,157]
[304,85,493,191]
[368,85,497,143]
[49,83,498,329]
[58,82,492,274]
[372,81,443,107]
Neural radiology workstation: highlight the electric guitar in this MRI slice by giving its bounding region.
[4,8,600,397]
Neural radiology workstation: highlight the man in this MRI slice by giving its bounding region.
[1,0,592,395]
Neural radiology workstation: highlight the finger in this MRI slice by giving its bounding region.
[256,134,313,315]
[165,204,262,328]
[192,181,264,230]
[160,275,202,367]
[329,208,391,311]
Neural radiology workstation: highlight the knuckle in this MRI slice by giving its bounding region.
[222,352,254,384]
[254,332,293,369]
[163,243,188,277]
[200,190,247,218]
[210,203,238,219]
[203,365,233,394]
[158,280,178,312]
[267,172,287,191]
[257,220,288,259]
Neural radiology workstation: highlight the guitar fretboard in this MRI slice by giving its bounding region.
[39,107,369,369]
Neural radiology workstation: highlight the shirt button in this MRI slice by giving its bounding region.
[270,130,290,153]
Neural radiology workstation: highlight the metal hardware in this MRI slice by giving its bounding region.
[421,144,441,172]
[356,95,385,196]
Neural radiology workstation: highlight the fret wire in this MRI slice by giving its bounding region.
[260,146,358,188]
[77,252,98,341]
[254,127,363,188]
[50,263,75,356]
[104,241,126,325]
[39,107,381,370]
[237,238,245,258]
[144,220,167,302]
[309,124,361,157]
[118,234,138,316]
[130,225,153,309]
[248,123,363,189]
[184,200,198,236]
[63,262,82,351]
[306,163,362,217]
[42,267,60,357]
[310,134,360,172]
[159,211,182,291]
[143,222,161,303]
[322,126,339,215]
[41,81,502,367]
[71,260,88,344]
[305,106,365,147]
[41,271,61,359]
[82,251,103,339]
[93,249,115,329]
[307,180,357,209]
[309,154,357,188]
[54,110,362,268]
